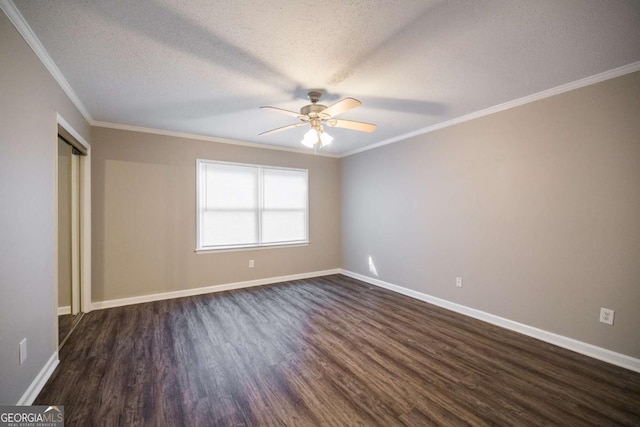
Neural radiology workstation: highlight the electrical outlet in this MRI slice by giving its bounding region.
[599,308,614,325]
[249,259,254,268]
[456,277,463,288]
[19,338,27,365]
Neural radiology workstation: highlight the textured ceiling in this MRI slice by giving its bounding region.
[12,0,640,155]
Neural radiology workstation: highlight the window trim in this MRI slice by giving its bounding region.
[195,159,309,253]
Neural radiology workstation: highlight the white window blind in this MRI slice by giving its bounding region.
[197,160,309,251]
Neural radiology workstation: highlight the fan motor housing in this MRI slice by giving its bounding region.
[301,104,328,117]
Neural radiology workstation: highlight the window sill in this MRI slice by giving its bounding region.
[195,242,309,254]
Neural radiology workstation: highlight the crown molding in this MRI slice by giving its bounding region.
[342,61,640,157]
[1,0,93,122]
[4,0,637,159]
[91,121,341,158]
[1,0,332,157]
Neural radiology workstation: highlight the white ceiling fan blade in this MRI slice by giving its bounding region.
[321,97,361,118]
[260,106,303,119]
[259,122,306,136]
[326,119,376,132]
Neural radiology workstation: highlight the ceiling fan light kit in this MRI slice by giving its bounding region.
[301,127,334,148]
[260,91,376,150]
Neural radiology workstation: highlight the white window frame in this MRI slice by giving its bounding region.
[196,159,309,253]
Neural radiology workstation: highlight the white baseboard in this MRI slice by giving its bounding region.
[340,269,640,373]
[91,269,342,310]
[17,352,59,405]
[57,306,70,316]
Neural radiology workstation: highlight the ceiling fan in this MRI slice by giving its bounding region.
[259,91,376,149]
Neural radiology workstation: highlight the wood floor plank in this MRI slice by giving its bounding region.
[35,274,640,426]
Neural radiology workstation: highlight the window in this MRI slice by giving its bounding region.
[196,159,309,251]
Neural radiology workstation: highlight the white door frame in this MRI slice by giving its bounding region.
[70,153,80,315]
[55,114,91,347]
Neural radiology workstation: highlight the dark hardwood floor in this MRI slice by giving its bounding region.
[36,275,640,426]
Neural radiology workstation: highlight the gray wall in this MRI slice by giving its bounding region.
[342,71,640,358]
[0,12,90,404]
[90,127,341,302]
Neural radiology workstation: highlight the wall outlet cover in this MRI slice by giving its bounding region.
[599,308,615,325]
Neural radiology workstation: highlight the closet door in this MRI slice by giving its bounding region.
[58,137,82,347]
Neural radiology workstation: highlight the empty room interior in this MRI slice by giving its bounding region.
[1,1,640,425]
